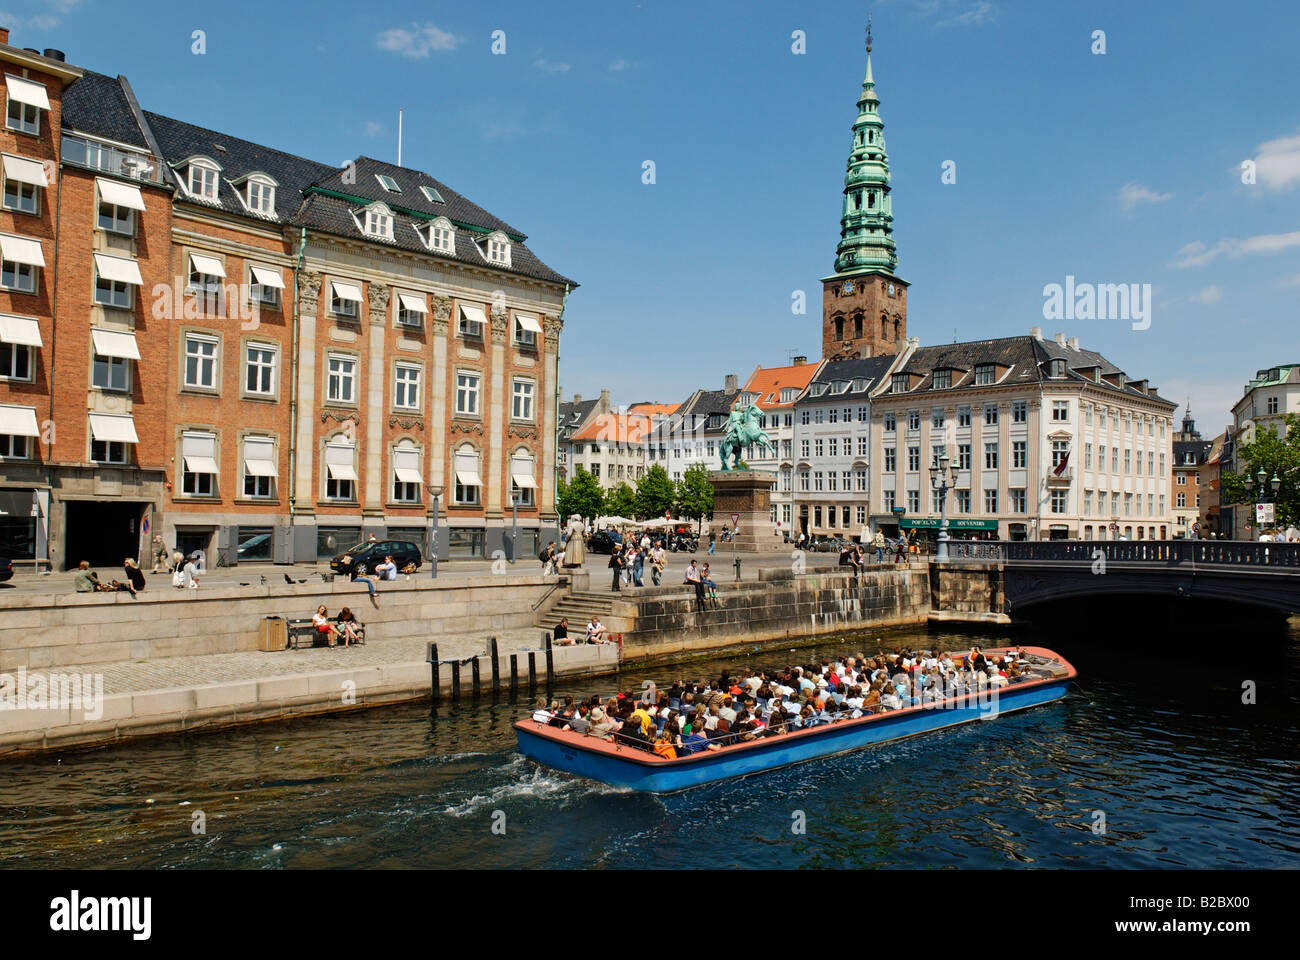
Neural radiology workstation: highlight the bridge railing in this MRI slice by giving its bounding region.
[946,539,1300,568]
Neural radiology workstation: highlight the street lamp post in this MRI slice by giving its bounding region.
[511,491,519,563]
[929,453,957,562]
[427,491,439,579]
[1243,469,1282,536]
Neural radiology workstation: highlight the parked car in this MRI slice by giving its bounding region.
[330,539,421,577]
[586,530,623,554]
[814,536,850,553]
[0,557,12,582]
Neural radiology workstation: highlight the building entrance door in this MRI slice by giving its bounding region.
[63,501,146,570]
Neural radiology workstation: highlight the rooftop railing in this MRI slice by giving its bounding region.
[60,134,165,185]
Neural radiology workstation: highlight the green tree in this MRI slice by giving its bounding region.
[635,464,675,518]
[603,481,637,518]
[557,467,604,521]
[675,462,715,533]
[1222,413,1300,530]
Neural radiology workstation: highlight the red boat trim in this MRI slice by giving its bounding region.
[515,646,1076,769]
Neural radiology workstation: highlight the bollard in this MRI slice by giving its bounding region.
[545,632,554,689]
[451,660,461,703]
[427,642,439,707]
[471,655,481,699]
[734,556,742,581]
[528,651,537,692]
[510,653,519,695]
[489,636,500,693]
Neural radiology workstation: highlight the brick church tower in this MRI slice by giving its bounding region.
[821,22,908,361]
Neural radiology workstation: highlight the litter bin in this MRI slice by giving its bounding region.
[258,615,287,652]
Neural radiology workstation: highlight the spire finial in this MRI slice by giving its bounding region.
[866,16,873,53]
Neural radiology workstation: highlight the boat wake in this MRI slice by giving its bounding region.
[441,754,633,817]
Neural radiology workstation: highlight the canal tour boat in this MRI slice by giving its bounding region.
[515,646,1076,793]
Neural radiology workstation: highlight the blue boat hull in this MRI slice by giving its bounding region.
[515,675,1071,793]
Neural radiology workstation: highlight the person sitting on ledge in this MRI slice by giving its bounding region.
[374,555,398,581]
[553,616,574,645]
[700,563,718,601]
[586,616,609,644]
[336,607,362,648]
[312,605,343,647]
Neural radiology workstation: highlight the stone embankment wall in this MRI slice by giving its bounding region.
[607,566,932,662]
[0,574,561,672]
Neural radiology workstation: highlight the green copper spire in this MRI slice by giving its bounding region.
[833,19,898,276]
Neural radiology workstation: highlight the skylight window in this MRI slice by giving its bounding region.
[376,174,400,193]
[420,185,444,203]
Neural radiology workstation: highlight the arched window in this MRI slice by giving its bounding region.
[853,315,863,338]
[893,318,901,340]
[880,314,889,339]
[867,191,875,209]
[453,444,482,505]
[834,317,844,341]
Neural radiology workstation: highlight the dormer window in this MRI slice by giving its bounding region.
[483,232,511,267]
[376,174,400,193]
[933,369,952,390]
[420,185,444,203]
[186,159,220,201]
[780,387,797,403]
[245,175,276,215]
[423,217,455,254]
[891,373,910,393]
[360,203,394,240]
[1048,358,1066,378]
[974,364,996,385]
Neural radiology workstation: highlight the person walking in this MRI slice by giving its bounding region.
[873,530,886,565]
[650,542,666,586]
[632,543,645,587]
[609,545,623,592]
[150,536,171,574]
[540,541,557,576]
[708,529,716,555]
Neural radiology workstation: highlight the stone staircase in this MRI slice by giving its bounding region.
[533,589,619,631]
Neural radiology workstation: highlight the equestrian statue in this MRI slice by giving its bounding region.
[718,403,774,471]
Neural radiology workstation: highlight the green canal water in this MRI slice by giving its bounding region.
[0,624,1297,869]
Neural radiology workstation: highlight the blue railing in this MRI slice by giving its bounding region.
[946,539,1300,568]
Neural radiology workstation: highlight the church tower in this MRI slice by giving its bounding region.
[821,21,908,361]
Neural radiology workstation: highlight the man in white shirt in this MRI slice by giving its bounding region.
[586,617,609,643]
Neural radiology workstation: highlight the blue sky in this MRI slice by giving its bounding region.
[8,0,1298,430]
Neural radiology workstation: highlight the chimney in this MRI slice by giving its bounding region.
[907,337,919,348]
[43,48,65,62]
[0,28,10,45]
[599,388,610,412]
[1054,332,1067,346]
[1067,337,1079,351]
[1029,326,1042,339]
[724,374,738,392]
[793,355,807,365]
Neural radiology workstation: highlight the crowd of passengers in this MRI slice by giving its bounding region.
[532,646,1037,759]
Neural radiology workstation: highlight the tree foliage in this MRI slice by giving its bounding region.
[1222,413,1300,529]
[635,464,675,518]
[675,462,715,532]
[556,467,604,521]
[603,481,637,518]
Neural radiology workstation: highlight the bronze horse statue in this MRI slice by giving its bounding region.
[719,403,774,471]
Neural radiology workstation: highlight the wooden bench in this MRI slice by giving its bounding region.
[285,618,366,649]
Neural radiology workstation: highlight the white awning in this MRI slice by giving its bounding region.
[395,465,422,483]
[511,472,538,489]
[2,153,48,187]
[397,293,427,314]
[325,442,357,482]
[511,454,537,488]
[0,403,39,437]
[88,413,138,444]
[326,462,359,482]
[188,252,225,278]
[459,303,487,326]
[515,313,543,334]
[455,469,482,487]
[329,280,363,303]
[95,176,146,211]
[0,233,44,268]
[183,455,219,475]
[0,313,41,347]
[243,437,277,477]
[392,446,422,484]
[90,327,140,360]
[93,252,143,285]
[5,75,49,111]
[248,265,284,289]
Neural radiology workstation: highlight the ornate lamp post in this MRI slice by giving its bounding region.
[929,452,957,562]
[1243,469,1282,536]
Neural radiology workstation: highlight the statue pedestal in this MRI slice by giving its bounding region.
[709,470,786,553]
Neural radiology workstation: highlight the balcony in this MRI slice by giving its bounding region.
[61,134,165,185]
[1046,466,1074,484]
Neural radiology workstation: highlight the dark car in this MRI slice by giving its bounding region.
[330,539,421,577]
[814,536,849,553]
[0,557,12,582]
[586,530,623,554]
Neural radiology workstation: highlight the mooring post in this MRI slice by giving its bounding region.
[471,655,481,699]
[510,653,519,695]
[451,659,461,703]
[489,636,500,692]
[545,632,554,689]
[528,651,537,692]
[427,642,439,707]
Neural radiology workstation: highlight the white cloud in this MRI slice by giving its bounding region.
[1,0,82,31]
[1189,285,1222,304]
[934,1,998,28]
[1278,273,1300,287]
[376,23,460,59]
[608,59,631,72]
[1119,182,1172,212]
[1173,231,1300,268]
[364,121,385,137]
[1158,376,1242,433]
[1252,130,1300,191]
[534,59,571,74]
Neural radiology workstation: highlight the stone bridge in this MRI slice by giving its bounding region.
[943,540,1300,615]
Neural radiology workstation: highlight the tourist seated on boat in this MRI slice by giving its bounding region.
[652,729,677,759]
